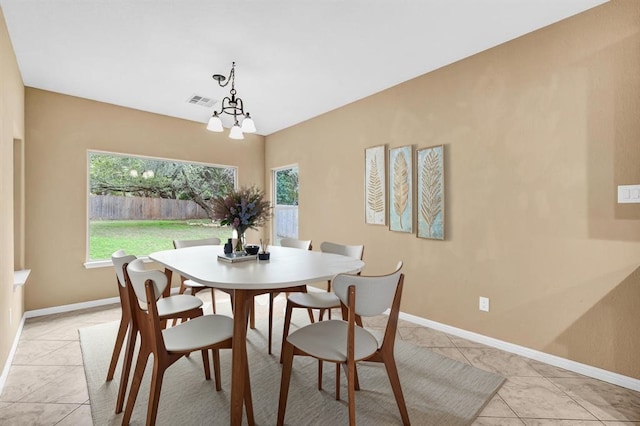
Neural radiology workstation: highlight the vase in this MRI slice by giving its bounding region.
[234,229,246,252]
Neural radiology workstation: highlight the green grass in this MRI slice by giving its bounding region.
[89,219,233,260]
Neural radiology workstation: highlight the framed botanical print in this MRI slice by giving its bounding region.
[388,145,412,233]
[365,145,387,225]
[416,144,444,240]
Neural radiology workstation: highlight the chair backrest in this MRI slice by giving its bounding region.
[125,258,169,355]
[332,261,403,317]
[280,238,312,250]
[126,258,169,304]
[173,237,221,249]
[112,250,137,288]
[320,241,364,260]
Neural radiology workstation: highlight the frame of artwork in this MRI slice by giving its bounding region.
[388,145,413,233]
[364,145,387,225]
[416,144,444,240]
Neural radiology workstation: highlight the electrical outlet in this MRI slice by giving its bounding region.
[479,297,490,312]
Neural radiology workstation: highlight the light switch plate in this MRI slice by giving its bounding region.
[618,185,640,204]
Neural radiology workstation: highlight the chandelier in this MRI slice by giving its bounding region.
[206,61,256,139]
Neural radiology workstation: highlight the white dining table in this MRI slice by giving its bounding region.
[148,245,365,426]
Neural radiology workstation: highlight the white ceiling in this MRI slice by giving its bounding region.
[1,0,608,136]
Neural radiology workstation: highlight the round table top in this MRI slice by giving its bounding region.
[148,245,365,290]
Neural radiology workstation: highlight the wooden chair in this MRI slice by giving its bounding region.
[173,238,228,313]
[264,238,313,355]
[123,258,253,426]
[277,262,409,426]
[106,250,204,415]
[280,241,364,362]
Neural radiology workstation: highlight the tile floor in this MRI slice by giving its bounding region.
[1,291,639,425]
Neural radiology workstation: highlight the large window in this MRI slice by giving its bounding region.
[87,151,236,262]
[272,166,299,245]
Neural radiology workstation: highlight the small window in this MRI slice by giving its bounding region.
[272,166,299,244]
[87,151,236,261]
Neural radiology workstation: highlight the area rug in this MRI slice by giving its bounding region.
[80,316,504,425]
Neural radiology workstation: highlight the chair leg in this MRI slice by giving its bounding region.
[106,316,128,381]
[347,358,356,426]
[335,362,340,400]
[201,349,211,380]
[146,357,167,426]
[115,321,138,414]
[244,355,254,425]
[211,288,217,314]
[280,301,294,363]
[327,280,333,320]
[121,343,150,425]
[250,297,256,329]
[383,354,410,426]
[342,362,360,391]
[212,349,221,391]
[268,292,275,354]
[277,342,295,426]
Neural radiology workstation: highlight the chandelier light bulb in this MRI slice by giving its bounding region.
[229,122,244,140]
[207,113,223,132]
[241,113,256,133]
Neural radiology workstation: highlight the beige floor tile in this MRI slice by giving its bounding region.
[362,314,391,329]
[56,404,93,426]
[521,420,604,425]
[528,360,587,379]
[479,394,519,418]
[427,347,471,364]
[499,377,598,420]
[398,326,455,347]
[0,402,80,426]
[31,341,83,366]
[449,335,491,348]
[12,340,70,365]
[460,348,543,377]
[20,366,88,404]
[473,417,525,425]
[602,422,640,425]
[0,365,75,402]
[549,377,640,422]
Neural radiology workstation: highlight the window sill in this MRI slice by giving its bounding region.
[84,256,151,269]
[14,269,31,290]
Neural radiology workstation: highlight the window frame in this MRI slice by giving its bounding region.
[84,149,237,267]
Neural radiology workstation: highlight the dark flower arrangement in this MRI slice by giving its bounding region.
[211,185,271,251]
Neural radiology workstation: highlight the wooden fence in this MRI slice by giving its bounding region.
[274,205,298,239]
[89,195,209,220]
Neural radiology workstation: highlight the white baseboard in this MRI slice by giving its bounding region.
[398,311,640,393]
[0,316,25,395]
[24,296,121,318]
[23,287,182,319]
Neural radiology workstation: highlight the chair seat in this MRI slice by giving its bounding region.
[288,292,340,309]
[163,314,234,352]
[287,320,379,362]
[183,279,205,288]
[157,294,203,317]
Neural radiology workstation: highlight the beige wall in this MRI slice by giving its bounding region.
[265,0,640,378]
[0,6,25,374]
[24,88,265,310]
